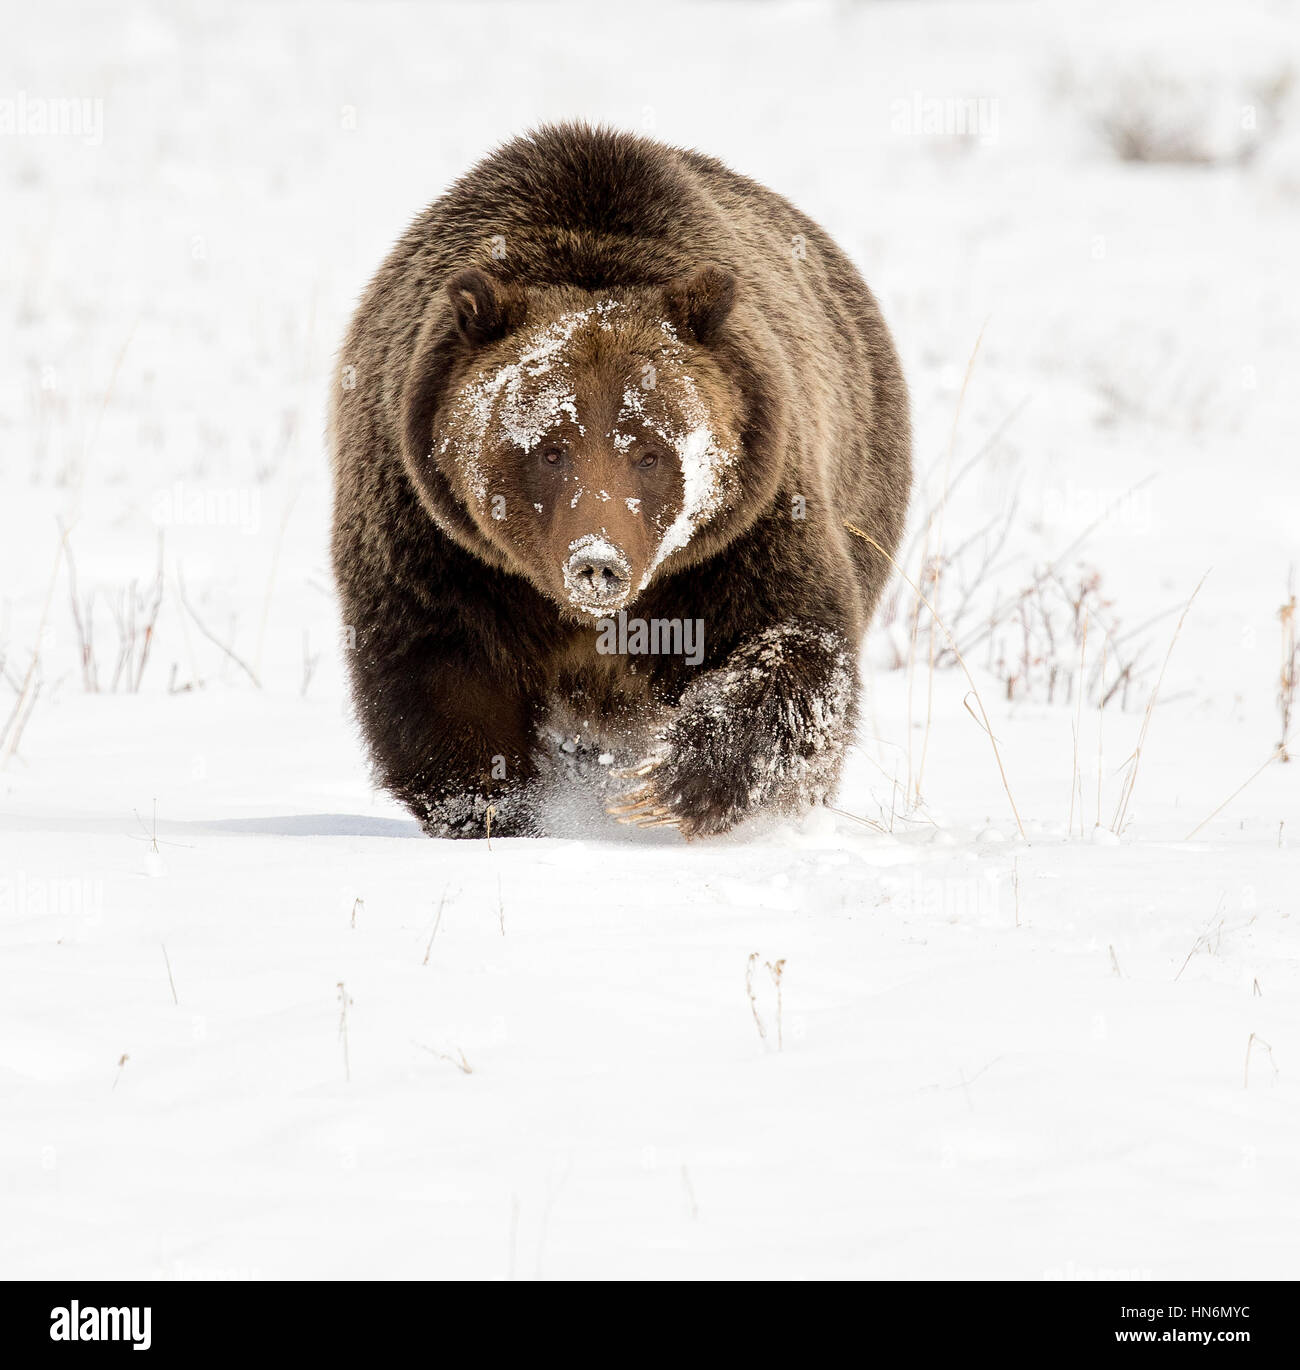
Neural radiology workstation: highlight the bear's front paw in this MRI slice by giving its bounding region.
[607,699,781,838]
[606,752,693,835]
[607,758,745,839]
[607,622,858,838]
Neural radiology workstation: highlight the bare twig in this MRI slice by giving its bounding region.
[1096,638,1107,830]
[1278,568,1296,761]
[176,570,261,688]
[893,393,1030,578]
[422,887,451,965]
[1175,898,1226,982]
[254,483,301,680]
[1111,571,1208,834]
[1184,748,1284,841]
[66,538,97,692]
[916,321,989,803]
[766,958,786,1052]
[1,525,70,766]
[161,944,178,1005]
[681,1165,699,1220]
[826,804,888,834]
[745,952,767,1043]
[846,522,1025,838]
[1070,613,1088,836]
[337,982,352,1082]
[415,1041,473,1074]
[300,629,320,697]
[954,475,1156,663]
[1244,1032,1278,1089]
[1,679,43,762]
[132,535,166,692]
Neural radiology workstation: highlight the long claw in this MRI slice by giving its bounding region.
[611,756,663,780]
[608,773,682,831]
[607,782,659,815]
[615,811,680,829]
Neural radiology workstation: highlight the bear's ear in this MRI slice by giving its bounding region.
[445,267,523,346]
[662,264,737,345]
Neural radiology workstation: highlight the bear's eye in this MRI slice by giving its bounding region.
[539,446,564,467]
[637,450,660,470]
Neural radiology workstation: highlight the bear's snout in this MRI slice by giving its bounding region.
[563,535,632,614]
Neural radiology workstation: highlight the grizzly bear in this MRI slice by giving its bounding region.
[330,123,911,839]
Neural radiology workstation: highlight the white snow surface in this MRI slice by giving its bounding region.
[2,0,1300,1280]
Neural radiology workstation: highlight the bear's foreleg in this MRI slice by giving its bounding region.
[611,620,858,837]
[355,648,540,839]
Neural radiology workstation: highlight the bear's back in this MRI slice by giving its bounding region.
[397,124,736,291]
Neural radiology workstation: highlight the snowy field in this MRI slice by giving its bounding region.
[2,0,1299,1279]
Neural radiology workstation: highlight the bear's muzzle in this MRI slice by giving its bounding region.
[563,535,632,614]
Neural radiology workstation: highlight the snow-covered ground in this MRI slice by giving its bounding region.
[2,0,1298,1279]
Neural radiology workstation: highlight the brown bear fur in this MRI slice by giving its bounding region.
[330,122,911,838]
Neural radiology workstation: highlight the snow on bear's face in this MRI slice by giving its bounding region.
[435,290,743,621]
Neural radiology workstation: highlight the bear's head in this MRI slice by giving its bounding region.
[402,265,748,621]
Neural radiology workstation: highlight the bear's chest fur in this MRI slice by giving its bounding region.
[542,628,660,720]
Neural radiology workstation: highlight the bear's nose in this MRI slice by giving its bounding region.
[568,552,629,599]
[564,537,631,610]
